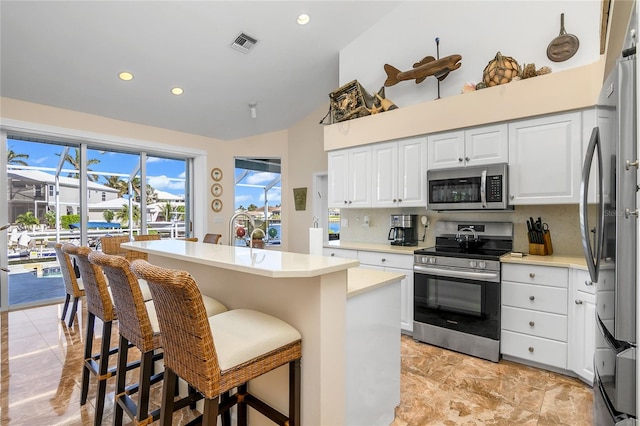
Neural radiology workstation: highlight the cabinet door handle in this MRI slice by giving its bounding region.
[392,199,397,202]
[529,295,535,301]
[529,273,535,278]
[510,195,514,200]
[458,157,463,162]
[528,346,534,353]
[381,258,386,262]
[330,253,335,257]
[529,321,535,327]
[398,199,402,202]
[584,280,593,286]
[465,157,470,162]
[575,299,583,305]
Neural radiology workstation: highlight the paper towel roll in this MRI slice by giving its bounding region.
[309,228,324,256]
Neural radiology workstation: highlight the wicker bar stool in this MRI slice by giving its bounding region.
[87,251,228,426]
[63,243,130,425]
[100,235,155,301]
[176,237,198,242]
[130,260,302,426]
[53,243,85,327]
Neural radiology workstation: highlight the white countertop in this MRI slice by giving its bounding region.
[500,253,588,268]
[324,240,422,255]
[347,268,406,298]
[123,240,359,278]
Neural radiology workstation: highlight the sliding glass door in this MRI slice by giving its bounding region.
[3,135,192,310]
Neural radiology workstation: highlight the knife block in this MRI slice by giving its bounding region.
[529,231,553,256]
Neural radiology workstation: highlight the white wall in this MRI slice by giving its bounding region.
[340,1,601,107]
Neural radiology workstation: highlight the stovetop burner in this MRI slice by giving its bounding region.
[414,221,513,261]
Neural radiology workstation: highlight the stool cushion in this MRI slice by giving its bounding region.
[144,300,161,333]
[202,295,228,317]
[208,309,301,371]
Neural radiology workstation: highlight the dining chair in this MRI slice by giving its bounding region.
[202,233,222,244]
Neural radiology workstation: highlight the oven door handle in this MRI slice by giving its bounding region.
[414,265,500,281]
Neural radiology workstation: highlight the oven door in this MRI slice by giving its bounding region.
[414,265,500,340]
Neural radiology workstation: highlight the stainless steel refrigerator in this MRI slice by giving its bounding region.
[581,5,637,425]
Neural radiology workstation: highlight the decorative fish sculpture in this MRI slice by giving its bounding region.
[384,54,462,87]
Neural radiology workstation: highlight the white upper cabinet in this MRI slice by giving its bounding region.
[508,112,582,205]
[427,124,508,170]
[372,137,427,208]
[328,146,372,208]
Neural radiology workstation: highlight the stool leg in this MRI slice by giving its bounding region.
[221,392,231,426]
[81,312,96,405]
[289,359,301,426]
[237,384,248,426]
[94,320,113,426]
[159,368,177,426]
[68,296,80,327]
[201,396,219,426]
[113,334,129,426]
[61,293,71,321]
[136,349,154,424]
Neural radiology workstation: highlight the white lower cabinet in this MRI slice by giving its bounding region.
[501,264,568,370]
[568,268,600,384]
[358,251,413,334]
[324,248,413,334]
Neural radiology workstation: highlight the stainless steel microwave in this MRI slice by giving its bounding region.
[427,164,510,211]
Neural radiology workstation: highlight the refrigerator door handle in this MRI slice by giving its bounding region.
[580,127,604,283]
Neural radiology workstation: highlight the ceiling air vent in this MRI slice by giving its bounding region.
[231,32,258,53]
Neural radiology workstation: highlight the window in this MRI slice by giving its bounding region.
[233,158,281,246]
[101,191,106,201]
[48,185,54,197]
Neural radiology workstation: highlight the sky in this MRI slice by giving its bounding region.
[7,138,279,209]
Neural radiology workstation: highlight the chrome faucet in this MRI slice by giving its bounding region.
[228,212,256,246]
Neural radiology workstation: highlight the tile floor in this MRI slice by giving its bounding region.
[1,302,593,425]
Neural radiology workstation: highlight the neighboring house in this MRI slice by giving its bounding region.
[7,168,119,224]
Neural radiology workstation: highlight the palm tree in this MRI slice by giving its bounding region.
[57,148,101,181]
[16,211,39,226]
[7,149,29,166]
[105,175,128,197]
[130,177,158,204]
[115,203,140,227]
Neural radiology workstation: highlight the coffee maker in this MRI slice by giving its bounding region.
[388,214,418,246]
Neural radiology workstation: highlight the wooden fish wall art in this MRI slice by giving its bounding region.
[384,54,462,86]
[384,38,461,90]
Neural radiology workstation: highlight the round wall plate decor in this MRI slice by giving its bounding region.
[211,183,223,197]
[211,168,223,181]
[211,199,223,212]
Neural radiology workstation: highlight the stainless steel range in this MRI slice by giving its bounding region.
[413,221,513,362]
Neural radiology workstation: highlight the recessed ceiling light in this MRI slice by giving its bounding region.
[118,71,134,81]
[297,14,310,25]
[171,87,184,96]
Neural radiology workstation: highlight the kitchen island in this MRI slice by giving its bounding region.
[122,239,403,426]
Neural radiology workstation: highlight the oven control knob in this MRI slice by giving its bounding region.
[420,256,428,264]
[429,257,437,264]
[478,261,486,269]
[469,260,477,268]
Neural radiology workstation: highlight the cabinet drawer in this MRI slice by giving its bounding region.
[358,251,413,270]
[501,330,567,369]
[502,264,568,288]
[323,248,358,260]
[502,282,567,315]
[501,306,567,341]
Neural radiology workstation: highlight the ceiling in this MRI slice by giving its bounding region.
[0,1,400,141]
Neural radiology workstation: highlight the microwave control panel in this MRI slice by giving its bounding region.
[487,175,503,202]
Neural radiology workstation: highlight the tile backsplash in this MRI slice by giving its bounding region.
[338,205,589,257]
